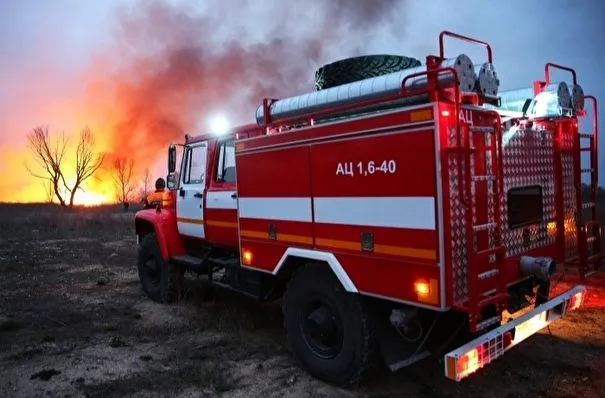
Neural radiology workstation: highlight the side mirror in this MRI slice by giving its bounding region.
[168,144,176,173]
[167,174,177,190]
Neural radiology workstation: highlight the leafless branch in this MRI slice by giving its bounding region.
[112,157,136,205]
[25,126,68,207]
[68,126,105,208]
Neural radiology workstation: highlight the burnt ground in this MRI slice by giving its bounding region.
[0,204,604,398]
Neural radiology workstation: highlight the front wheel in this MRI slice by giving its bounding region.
[137,233,184,303]
[282,265,379,386]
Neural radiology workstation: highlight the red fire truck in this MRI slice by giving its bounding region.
[134,31,600,385]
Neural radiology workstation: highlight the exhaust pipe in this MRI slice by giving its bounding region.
[519,256,557,281]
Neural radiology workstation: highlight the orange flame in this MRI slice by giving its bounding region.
[0,0,402,205]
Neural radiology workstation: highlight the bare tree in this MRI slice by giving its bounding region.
[141,167,151,200]
[25,125,105,209]
[67,126,104,208]
[112,157,136,209]
[25,126,69,207]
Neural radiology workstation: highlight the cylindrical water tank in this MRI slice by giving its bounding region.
[255,54,477,125]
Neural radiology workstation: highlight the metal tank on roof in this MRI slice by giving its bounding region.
[255,54,479,125]
[496,82,573,116]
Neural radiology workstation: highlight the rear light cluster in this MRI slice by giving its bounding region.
[567,290,584,311]
[445,286,586,381]
[447,330,508,380]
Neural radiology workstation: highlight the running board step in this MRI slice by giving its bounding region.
[472,175,496,182]
[172,255,205,268]
[473,222,497,231]
[478,269,499,280]
[453,293,509,313]
[475,246,506,258]
[470,126,495,133]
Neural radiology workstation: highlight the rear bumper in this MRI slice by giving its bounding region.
[444,284,587,381]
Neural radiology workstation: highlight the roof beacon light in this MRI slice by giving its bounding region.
[209,114,230,135]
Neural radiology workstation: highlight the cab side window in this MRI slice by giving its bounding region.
[216,140,236,183]
[183,144,207,185]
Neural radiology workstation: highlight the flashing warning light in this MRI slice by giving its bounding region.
[441,110,451,117]
[242,249,253,265]
[414,280,431,296]
[209,114,230,135]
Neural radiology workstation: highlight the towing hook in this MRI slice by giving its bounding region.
[519,256,557,281]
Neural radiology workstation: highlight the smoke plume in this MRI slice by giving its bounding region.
[2,0,407,203]
[86,0,406,167]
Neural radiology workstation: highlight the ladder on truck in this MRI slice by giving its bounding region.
[571,95,602,278]
[455,117,508,333]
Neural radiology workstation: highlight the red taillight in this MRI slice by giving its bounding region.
[503,331,513,349]
[455,345,486,378]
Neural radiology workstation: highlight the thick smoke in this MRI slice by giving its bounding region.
[85,0,406,171]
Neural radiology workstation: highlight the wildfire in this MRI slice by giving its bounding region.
[71,191,112,207]
[0,0,404,206]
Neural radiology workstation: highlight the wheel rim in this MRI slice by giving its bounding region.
[142,256,161,288]
[299,296,344,359]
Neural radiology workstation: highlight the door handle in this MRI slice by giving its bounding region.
[179,188,185,197]
[194,192,203,198]
[231,193,237,199]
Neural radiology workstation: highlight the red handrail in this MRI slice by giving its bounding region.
[584,95,599,224]
[401,67,466,204]
[544,62,577,86]
[439,30,493,63]
[584,95,598,180]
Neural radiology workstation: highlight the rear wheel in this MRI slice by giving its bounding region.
[282,265,379,386]
[137,233,184,303]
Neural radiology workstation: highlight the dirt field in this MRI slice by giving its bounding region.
[1,204,604,398]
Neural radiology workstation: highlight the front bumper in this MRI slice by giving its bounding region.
[444,284,587,381]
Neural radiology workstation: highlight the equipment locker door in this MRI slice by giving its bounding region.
[177,141,208,238]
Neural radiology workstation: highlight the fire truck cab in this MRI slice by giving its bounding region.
[134,31,600,386]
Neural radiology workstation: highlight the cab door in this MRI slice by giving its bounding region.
[205,136,243,247]
[176,141,208,238]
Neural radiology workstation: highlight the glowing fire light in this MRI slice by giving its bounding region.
[72,191,114,207]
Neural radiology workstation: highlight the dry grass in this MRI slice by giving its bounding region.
[0,203,604,397]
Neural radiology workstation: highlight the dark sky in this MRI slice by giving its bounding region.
[0,0,604,200]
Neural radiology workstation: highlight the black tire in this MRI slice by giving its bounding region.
[282,265,379,386]
[137,233,184,303]
[314,54,422,90]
